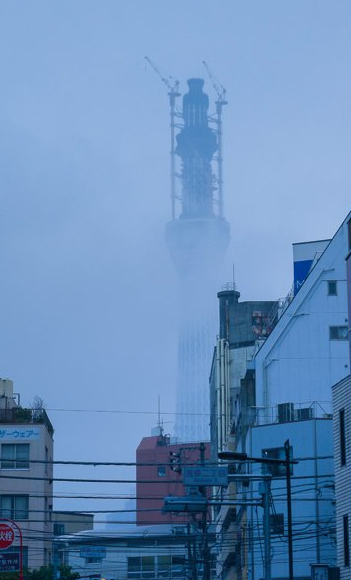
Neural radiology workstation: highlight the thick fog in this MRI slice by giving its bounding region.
[0,1,350,520]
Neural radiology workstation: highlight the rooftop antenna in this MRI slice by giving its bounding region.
[145,57,181,220]
[157,394,164,436]
[202,61,228,218]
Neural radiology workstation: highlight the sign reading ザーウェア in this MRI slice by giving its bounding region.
[0,428,40,441]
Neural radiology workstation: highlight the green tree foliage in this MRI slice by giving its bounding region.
[0,566,79,580]
[27,565,80,580]
[0,572,21,580]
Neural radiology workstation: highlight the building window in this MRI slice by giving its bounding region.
[166,556,185,577]
[340,409,346,466]
[128,556,155,579]
[262,446,293,477]
[86,557,102,564]
[327,281,337,296]
[54,523,65,536]
[128,556,185,579]
[157,556,171,578]
[157,465,166,477]
[0,495,29,520]
[330,326,348,340]
[1,444,29,469]
[344,514,350,567]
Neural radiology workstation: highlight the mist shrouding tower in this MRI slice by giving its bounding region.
[166,78,230,442]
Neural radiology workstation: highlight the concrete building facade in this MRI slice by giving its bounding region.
[209,289,276,459]
[210,212,351,580]
[332,375,351,579]
[53,512,94,537]
[62,524,215,580]
[0,378,54,569]
[246,417,335,579]
[331,213,351,579]
[209,290,276,580]
[136,431,210,526]
[254,214,350,416]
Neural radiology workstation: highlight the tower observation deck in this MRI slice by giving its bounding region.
[165,78,230,442]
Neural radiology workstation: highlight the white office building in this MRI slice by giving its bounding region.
[254,213,350,417]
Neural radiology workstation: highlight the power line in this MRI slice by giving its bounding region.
[47,407,210,417]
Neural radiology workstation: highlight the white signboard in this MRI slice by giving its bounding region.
[80,546,106,559]
[183,466,228,486]
[0,428,40,441]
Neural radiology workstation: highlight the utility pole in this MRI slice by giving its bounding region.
[52,538,60,580]
[166,443,209,580]
[260,477,272,580]
[219,449,298,580]
[198,442,210,580]
[285,440,294,580]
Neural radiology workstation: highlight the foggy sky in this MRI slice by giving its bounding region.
[0,1,350,517]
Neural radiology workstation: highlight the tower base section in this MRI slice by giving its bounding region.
[165,217,230,281]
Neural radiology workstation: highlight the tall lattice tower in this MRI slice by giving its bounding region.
[165,77,230,441]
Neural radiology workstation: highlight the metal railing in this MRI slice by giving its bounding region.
[251,401,333,426]
[0,407,54,435]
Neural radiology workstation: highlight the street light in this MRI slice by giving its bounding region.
[218,439,297,580]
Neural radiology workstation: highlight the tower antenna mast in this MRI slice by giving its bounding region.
[202,61,228,218]
[145,57,181,219]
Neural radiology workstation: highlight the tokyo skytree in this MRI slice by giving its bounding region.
[165,77,230,441]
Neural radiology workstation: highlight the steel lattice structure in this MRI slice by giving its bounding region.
[165,78,230,442]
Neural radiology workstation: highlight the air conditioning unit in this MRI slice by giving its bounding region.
[295,407,314,421]
[278,403,294,423]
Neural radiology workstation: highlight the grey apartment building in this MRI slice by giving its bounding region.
[0,379,54,569]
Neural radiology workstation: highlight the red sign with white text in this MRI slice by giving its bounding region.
[0,524,14,549]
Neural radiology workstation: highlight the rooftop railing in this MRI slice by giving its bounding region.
[251,401,333,427]
[0,407,54,435]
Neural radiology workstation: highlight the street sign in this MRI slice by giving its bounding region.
[164,495,208,513]
[183,466,228,486]
[0,524,14,549]
[80,546,106,559]
[0,552,20,572]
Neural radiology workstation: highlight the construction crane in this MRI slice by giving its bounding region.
[144,56,180,94]
[145,57,181,220]
[202,61,227,103]
[202,61,228,218]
